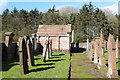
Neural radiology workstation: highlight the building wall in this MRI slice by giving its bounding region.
[60,37,69,51]
[50,37,59,50]
[38,36,70,51]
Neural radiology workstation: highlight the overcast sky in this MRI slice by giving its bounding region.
[0,0,119,15]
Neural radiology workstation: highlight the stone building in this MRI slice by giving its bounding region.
[36,24,71,52]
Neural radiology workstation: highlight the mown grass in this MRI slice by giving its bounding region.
[71,54,104,78]
[2,52,70,78]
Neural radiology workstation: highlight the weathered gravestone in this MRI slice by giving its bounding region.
[26,40,34,66]
[93,38,100,63]
[18,37,28,74]
[107,35,118,78]
[42,40,48,62]
[98,29,106,69]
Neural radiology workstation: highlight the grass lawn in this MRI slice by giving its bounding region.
[2,52,70,78]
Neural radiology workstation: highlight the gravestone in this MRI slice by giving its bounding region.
[86,38,89,55]
[90,42,94,61]
[24,36,27,42]
[46,40,49,59]
[93,39,99,63]
[116,37,119,59]
[49,39,52,56]
[30,37,33,44]
[33,34,37,51]
[71,30,74,43]
[18,37,28,74]
[42,40,48,62]
[5,32,15,60]
[5,32,14,47]
[98,29,106,69]
[26,40,34,66]
[7,43,17,59]
[119,42,120,59]
[31,34,37,55]
[107,35,118,78]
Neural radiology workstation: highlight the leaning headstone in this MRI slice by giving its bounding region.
[26,40,34,66]
[107,35,118,78]
[18,37,28,74]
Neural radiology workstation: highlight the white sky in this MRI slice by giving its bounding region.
[102,3,118,14]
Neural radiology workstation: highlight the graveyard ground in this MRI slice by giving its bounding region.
[2,51,120,79]
[71,53,107,78]
[2,52,70,78]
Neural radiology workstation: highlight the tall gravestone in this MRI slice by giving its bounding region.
[93,39,99,63]
[107,35,118,78]
[18,37,28,74]
[98,29,106,69]
[26,40,34,66]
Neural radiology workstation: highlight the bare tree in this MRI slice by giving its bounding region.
[59,6,79,15]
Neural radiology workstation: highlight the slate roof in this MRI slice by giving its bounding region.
[36,25,71,36]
